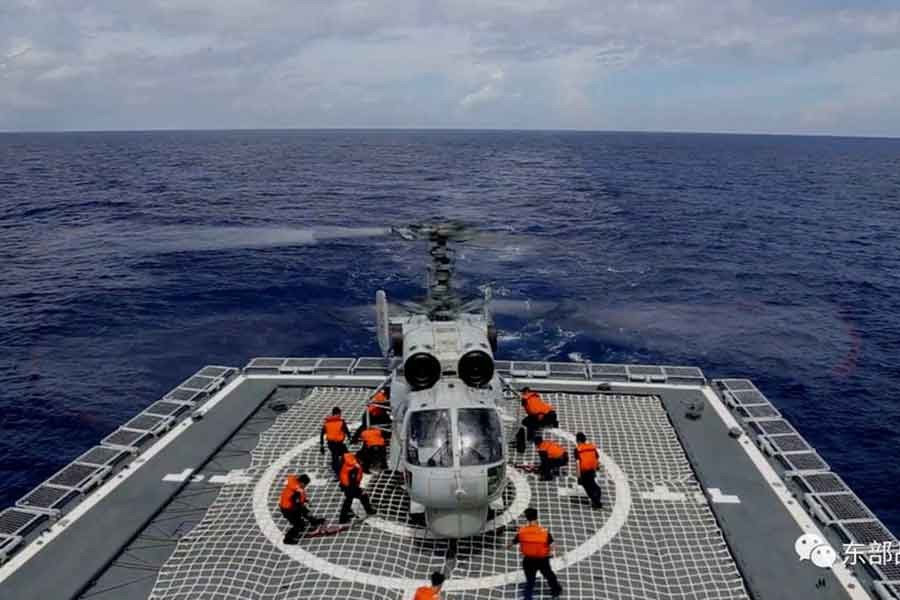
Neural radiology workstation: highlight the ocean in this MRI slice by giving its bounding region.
[1,129,898,534]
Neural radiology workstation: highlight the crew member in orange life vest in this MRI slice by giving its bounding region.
[353,386,392,443]
[520,387,559,441]
[278,474,324,544]
[575,432,603,509]
[413,571,446,600]
[320,406,351,478]
[357,426,388,472]
[338,451,376,524]
[509,507,563,599]
[533,434,568,481]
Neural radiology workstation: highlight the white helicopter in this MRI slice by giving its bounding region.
[367,221,512,538]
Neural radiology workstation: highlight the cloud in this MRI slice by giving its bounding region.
[1,0,900,134]
[460,68,504,110]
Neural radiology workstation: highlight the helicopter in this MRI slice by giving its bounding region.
[366,221,512,538]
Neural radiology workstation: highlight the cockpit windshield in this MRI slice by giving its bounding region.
[457,408,504,466]
[406,409,453,468]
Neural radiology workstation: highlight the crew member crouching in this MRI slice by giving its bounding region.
[520,387,559,441]
[533,434,568,481]
[353,386,392,443]
[358,426,388,472]
[279,474,324,544]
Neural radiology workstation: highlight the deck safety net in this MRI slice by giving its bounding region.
[149,388,749,600]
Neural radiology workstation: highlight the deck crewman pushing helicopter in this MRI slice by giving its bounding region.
[278,474,324,544]
[520,387,559,441]
[353,386,392,443]
[321,406,351,479]
[509,507,563,599]
[575,432,603,509]
[357,425,388,472]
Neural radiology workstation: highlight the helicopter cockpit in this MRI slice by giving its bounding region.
[406,405,504,469]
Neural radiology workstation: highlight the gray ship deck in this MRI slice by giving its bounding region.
[1,359,897,600]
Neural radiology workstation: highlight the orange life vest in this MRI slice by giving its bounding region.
[518,523,551,558]
[413,585,440,600]
[323,415,347,442]
[279,476,307,510]
[537,440,566,460]
[576,442,599,472]
[360,428,386,447]
[339,452,362,487]
[522,391,552,418]
[368,389,388,417]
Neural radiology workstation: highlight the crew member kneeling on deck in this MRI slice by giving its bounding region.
[413,571,446,600]
[510,507,563,599]
[575,432,603,509]
[279,474,324,544]
[520,387,559,441]
[338,451,376,523]
[321,406,350,479]
[358,426,388,472]
[533,435,568,481]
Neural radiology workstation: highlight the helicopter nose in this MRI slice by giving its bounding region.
[427,507,490,538]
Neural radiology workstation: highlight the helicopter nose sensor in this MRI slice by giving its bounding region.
[404,352,442,390]
[458,350,494,387]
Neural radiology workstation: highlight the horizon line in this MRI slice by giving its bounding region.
[1,126,898,140]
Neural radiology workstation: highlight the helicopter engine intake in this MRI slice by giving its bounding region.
[458,349,494,387]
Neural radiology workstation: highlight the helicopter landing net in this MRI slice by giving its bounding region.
[149,386,748,600]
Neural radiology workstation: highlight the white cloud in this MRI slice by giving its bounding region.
[460,68,504,109]
[1,0,900,133]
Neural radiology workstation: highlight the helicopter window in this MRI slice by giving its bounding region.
[457,408,504,466]
[406,410,453,468]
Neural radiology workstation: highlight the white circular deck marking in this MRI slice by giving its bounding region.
[253,430,631,591]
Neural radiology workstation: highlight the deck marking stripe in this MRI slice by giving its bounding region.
[162,469,194,483]
[708,488,741,504]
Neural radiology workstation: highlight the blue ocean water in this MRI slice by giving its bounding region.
[1,130,898,534]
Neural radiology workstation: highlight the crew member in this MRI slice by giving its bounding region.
[279,474,324,544]
[509,507,563,599]
[413,571,446,600]
[353,386,392,443]
[520,387,559,441]
[575,432,603,509]
[321,406,351,478]
[358,426,388,472]
[338,451,377,523]
[533,434,568,481]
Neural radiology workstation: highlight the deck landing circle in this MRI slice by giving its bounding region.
[252,431,631,592]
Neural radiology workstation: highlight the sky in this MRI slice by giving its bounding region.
[2,0,900,136]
